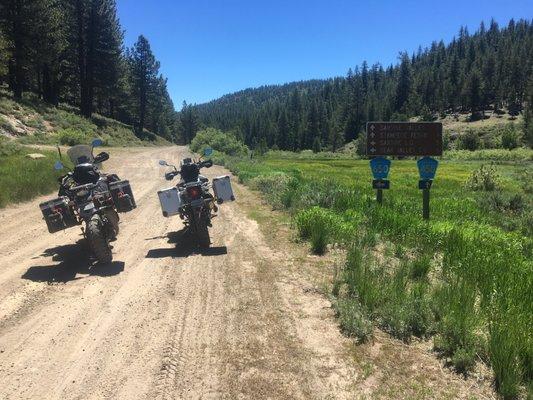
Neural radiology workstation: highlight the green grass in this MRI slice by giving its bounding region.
[218,151,532,398]
[0,140,71,208]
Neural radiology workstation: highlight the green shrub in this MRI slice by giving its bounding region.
[334,298,373,343]
[450,347,477,374]
[57,128,90,146]
[483,192,527,216]
[458,130,481,151]
[294,206,341,253]
[465,164,500,191]
[444,148,533,161]
[190,127,248,156]
[501,124,521,149]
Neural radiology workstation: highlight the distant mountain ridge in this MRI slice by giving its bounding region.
[192,18,533,151]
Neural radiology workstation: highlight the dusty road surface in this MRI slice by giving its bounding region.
[0,146,357,400]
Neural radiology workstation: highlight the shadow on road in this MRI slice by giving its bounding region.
[145,229,228,259]
[21,241,125,283]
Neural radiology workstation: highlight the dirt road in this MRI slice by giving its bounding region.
[0,146,356,400]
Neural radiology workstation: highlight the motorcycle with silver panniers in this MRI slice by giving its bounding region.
[39,139,136,264]
[157,148,235,248]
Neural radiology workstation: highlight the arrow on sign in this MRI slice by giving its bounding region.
[370,125,375,131]
[370,141,376,145]
[370,148,376,153]
[370,132,375,138]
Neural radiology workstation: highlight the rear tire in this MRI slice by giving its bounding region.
[87,214,113,264]
[197,219,211,249]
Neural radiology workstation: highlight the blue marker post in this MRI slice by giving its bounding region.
[369,157,391,205]
[417,157,439,220]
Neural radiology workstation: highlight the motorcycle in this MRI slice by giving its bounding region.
[40,139,136,264]
[158,148,217,249]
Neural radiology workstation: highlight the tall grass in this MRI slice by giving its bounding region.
[0,144,69,208]
[221,152,533,397]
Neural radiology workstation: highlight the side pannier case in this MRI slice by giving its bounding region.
[39,197,78,233]
[212,175,235,204]
[110,180,136,213]
[158,187,182,217]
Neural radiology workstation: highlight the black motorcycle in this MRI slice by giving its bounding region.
[42,139,135,264]
[158,150,215,248]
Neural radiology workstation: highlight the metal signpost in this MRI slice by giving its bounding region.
[417,157,439,220]
[369,157,391,205]
[366,122,443,219]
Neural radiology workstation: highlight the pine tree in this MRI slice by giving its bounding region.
[463,69,483,118]
[128,35,160,134]
[34,0,67,105]
[92,0,124,115]
[180,101,200,144]
[312,136,321,153]
[394,52,412,113]
[0,0,39,98]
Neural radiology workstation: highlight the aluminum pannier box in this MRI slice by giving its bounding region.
[158,187,183,217]
[110,180,136,213]
[212,175,235,204]
[39,197,78,233]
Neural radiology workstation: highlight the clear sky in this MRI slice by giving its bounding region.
[116,0,532,108]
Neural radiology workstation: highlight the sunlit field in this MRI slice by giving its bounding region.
[223,152,532,398]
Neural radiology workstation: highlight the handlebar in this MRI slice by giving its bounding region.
[201,159,213,168]
[163,159,212,181]
[165,171,179,181]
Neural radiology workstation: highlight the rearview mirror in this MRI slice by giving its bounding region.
[91,138,104,148]
[54,161,64,171]
[93,151,109,164]
[203,147,213,157]
[159,160,168,166]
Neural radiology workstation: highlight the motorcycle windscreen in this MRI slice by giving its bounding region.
[67,145,93,165]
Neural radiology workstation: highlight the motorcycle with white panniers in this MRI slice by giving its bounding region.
[157,148,235,248]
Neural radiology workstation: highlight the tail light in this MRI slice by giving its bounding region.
[186,186,202,200]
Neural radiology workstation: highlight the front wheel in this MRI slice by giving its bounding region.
[87,214,113,264]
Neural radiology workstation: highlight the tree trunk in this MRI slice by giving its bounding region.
[11,0,24,99]
[42,64,59,106]
[83,1,97,118]
[75,0,91,117]
[139,80,146,135]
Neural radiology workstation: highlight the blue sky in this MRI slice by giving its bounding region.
[117,0,532,108]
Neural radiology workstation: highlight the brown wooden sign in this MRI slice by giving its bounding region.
[366,122,443,156]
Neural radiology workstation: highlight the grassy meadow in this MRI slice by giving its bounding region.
[0,140,70,208]
[219,151,532,398]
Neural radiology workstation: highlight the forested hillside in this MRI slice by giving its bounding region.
[0,0,181,143]
[193,19,533,151]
